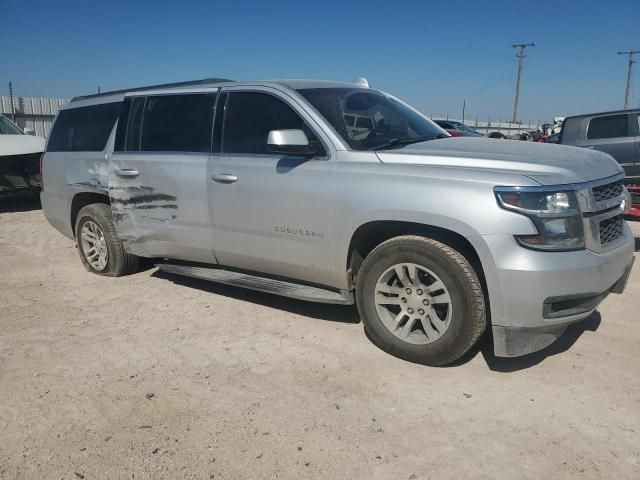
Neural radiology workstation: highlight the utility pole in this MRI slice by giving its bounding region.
[462,99,466,123]
[511,42,535,123]
[618,50,639,109]
[8,81,16,122]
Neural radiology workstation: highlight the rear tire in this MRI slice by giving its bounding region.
[75,203,139,277]
[356,235,486,366]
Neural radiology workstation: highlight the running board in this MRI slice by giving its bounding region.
[157,264,354,305]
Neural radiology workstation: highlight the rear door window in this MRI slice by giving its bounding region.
[587,114,629,140]
[115,97,145,152]
[139,94,216,152]
[222,92,321,155]
[47,102,121,152]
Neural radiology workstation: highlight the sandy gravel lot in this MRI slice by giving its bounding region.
[1,198,639,480]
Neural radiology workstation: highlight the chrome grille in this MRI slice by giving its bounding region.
[592,181,623,202]
[599,215,624,245]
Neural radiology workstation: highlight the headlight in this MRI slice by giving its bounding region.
[495,187,585,251]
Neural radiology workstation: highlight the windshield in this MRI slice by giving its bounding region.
[297,88,445,151]
[0,115,24,135]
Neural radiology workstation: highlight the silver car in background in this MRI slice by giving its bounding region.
[41,78,635,365]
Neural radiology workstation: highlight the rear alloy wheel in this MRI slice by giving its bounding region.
[75,203,139,277]
[356,235,486,366]
[80,220,109,271]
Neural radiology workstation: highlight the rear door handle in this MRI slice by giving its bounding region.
[115,168,140,178]
[211,173,238,184]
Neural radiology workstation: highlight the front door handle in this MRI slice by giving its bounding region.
[211,173,238,184]
[115,168,140,178]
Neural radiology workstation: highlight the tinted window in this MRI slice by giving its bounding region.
[212,93,227,153]
[139,94,215,152]
[0,115,23,135]
[115,97,146,151]
[222,92,320,155]
[47,102,120,152]
[587,115,629,140]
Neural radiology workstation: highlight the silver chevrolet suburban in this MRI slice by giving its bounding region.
[41,78,635,366]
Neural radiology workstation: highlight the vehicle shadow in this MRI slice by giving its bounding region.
[0,195,41,213]
[635,236,640,252]
[151,270,360,324]
[150,268,603,369]
[471,312,602,372]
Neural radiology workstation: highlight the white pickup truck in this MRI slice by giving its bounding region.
[0,115,45,198]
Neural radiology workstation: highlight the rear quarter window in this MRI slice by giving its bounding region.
[586,114,629,140]
[47,102,121,152]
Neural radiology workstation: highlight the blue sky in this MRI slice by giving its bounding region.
[3,0,639,123]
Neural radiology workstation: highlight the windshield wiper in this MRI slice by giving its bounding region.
[372,136,439,151]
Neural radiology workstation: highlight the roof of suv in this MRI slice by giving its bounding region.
[563,108,640,121]
[70,78,367,103]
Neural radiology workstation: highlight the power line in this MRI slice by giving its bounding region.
[511,42,535,123]
[617,50,639,109]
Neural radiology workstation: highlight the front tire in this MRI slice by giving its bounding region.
[356,236,486,366]
[75,203,139,277]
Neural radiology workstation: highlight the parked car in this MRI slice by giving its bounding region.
[41,79,635,366]
[547,132,560,144]
[558,109,639,181]
[434,120,484,137]
[0,115,45,198]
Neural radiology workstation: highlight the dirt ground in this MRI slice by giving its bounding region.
[1,197,639,480]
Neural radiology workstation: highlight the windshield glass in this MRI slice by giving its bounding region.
[297,88,445,151]
[0,115,24,135]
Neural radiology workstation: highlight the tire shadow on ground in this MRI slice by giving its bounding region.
[151,269,360,324]
[473,312,602,372]
[151,268,603,369]
[381,311,602,371]
[0,195,41,213]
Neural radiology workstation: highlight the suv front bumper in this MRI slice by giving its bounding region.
[474,226,635,357]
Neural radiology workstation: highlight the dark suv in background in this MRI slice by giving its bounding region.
[558,109,640,181]
[433,120,483,137]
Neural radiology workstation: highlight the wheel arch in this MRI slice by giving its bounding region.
[70,191,110,238]
[346,220,491,323]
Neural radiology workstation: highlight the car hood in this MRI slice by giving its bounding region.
[375,137,623,185]
[0,135,46,156]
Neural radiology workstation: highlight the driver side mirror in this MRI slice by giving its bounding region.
[267,129,318,156]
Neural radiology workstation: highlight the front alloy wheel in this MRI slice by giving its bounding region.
[375,263,453,345]
[356,235,486,366]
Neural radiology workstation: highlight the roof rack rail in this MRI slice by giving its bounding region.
[71,78,233,102]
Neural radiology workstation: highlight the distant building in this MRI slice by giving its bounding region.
[0,96,69,138]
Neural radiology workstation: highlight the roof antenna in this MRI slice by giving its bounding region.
[355,77,370,88]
